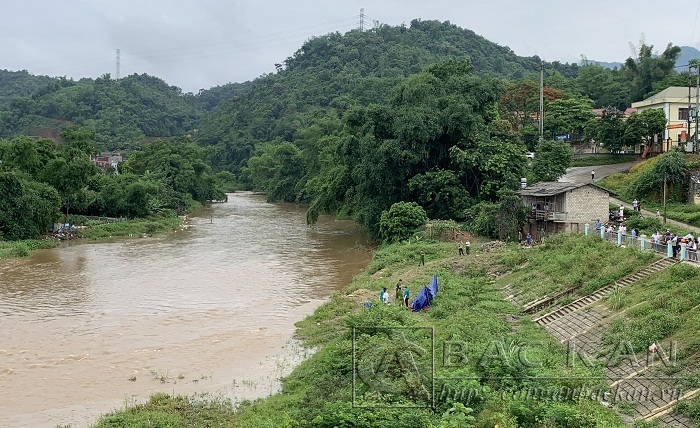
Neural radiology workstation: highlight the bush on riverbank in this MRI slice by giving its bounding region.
[0,216,185,261]
[73,216,183,240]
[92,393,237,428]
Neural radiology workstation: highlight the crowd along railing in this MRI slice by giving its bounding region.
[585,223,699,265]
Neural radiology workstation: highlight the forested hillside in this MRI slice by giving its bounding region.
[0,70,56,107]
[0,72,247,152]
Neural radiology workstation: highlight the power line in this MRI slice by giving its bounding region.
[50,16,359,77]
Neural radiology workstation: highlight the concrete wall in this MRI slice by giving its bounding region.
[565,185,609,226]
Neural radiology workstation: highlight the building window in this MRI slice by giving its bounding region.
[680,107,689,121]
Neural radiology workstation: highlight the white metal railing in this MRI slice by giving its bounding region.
[593,228,698,264]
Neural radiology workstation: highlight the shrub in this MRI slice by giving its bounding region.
[379,201,427,243]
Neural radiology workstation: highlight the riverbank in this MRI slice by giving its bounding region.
[91,234,644,427]
[0,215,185,262]
[0,239,59,259]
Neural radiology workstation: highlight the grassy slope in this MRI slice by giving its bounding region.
[594,263,700,425]
[93,234,649,427]
[496,233,656,304]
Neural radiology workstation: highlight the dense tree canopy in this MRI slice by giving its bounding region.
[0,127,229,240]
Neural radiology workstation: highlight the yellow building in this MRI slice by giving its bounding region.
[631,86,700,153]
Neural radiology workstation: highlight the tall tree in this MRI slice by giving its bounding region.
[530,139,574,182]
[584,108,627,153]
[623,109,667,149]
[623,42,681,103]
[543,97,595,138]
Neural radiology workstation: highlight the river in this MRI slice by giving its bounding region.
[0,192,372,427]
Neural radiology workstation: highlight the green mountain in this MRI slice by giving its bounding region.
[0,69,56,107]
[196,19,579,171]
[0,71,247,152]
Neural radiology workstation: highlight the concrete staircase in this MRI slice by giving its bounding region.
[507,257,699,426]
[532,257,677,326]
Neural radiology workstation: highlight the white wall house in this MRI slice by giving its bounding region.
[631,86,700,153]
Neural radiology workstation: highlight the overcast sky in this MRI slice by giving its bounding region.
[3,0,700,93]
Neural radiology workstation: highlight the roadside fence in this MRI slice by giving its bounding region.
[588,224,698,265]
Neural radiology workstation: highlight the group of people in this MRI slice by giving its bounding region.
[600,221,638,237]
[632,199,642,212]
[651,230,699,258]
[457,241,471,256]
[371,279,411,308]
[517,229,545,246]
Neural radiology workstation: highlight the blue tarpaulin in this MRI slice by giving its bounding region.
[412,275,438,312]
[428,274,438,297]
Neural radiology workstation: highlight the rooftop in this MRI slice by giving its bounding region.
[518,182,586,197]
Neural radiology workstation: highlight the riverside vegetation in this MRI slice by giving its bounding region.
[92,234,673,427]
[0,127,231,259]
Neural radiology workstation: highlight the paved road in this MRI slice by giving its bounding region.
[560,161,641,184]
[562,160,700,234]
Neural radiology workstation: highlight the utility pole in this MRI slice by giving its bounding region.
[359,8,364,31]
[689,67,692,152]
[692,71,700,153]
[539,62,544,141]
[663,173,667,224]
[116,48,120,80]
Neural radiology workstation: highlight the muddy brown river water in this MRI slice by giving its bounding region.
[0,192,372,427]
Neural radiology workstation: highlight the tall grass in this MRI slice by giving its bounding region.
[0,239,58,260]
[75,217,182,240]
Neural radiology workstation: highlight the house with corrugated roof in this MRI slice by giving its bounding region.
[518,182,610,235]
[631,86,700,153]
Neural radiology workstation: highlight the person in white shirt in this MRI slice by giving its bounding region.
[618,224,627,235]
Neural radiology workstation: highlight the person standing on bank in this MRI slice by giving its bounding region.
[395,279,403,304]
[465,241,470,255]
[419,251,425,266]
[458,242,464,256]
[591,170,595,181]
[403,285,410,308]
